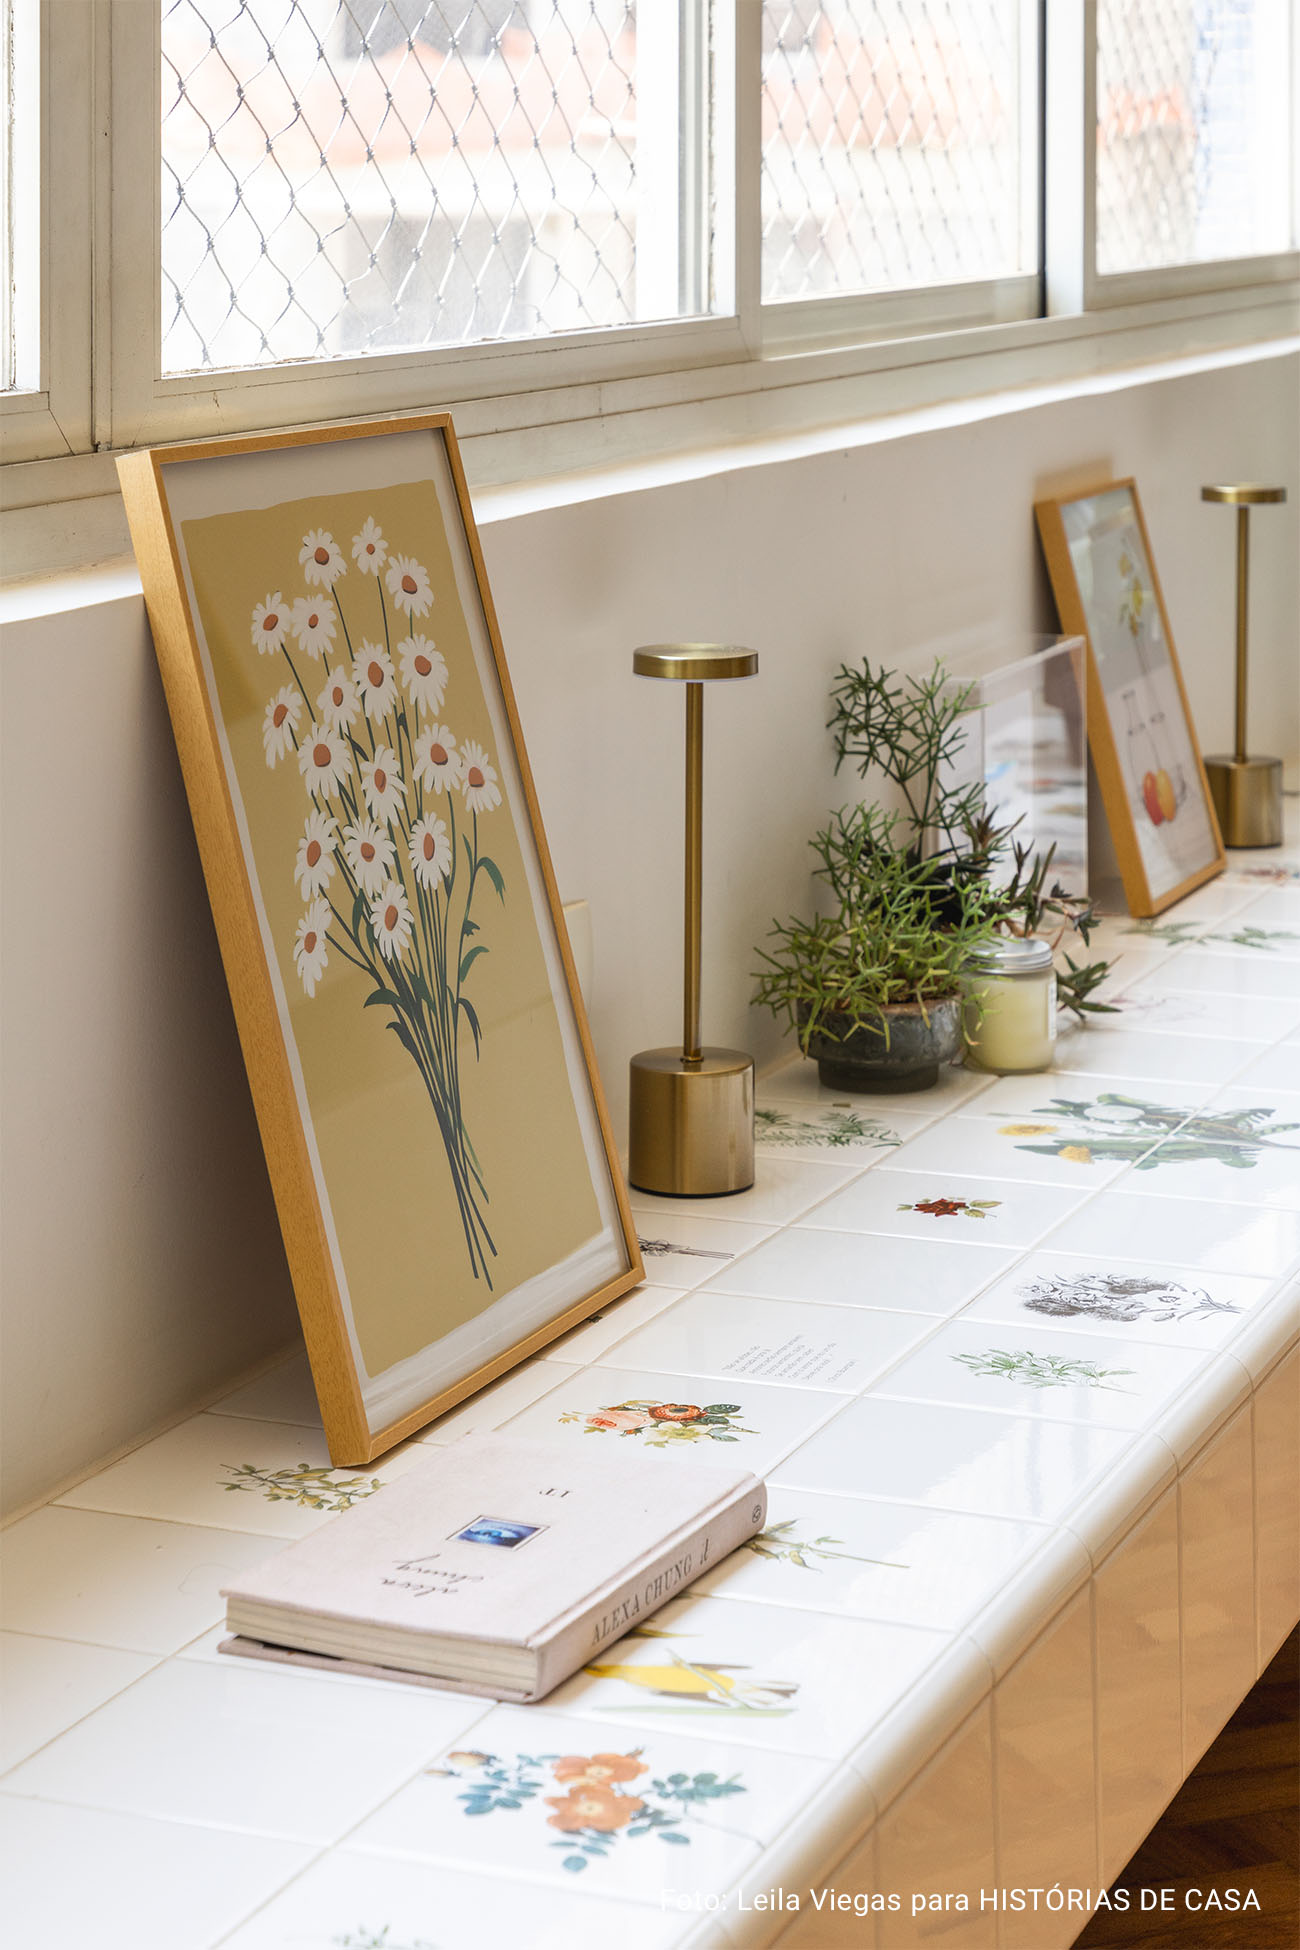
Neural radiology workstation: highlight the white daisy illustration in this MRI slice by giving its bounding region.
[342,819,395,896]
[291,595,337,660]
[298,726,350,798]
[316,669,360,733]
[251,593,289,655]
[399,635,448,713]
[460,740,502,814]
[294,900,331,997]
[360,746,405,822]
[386,553,433,617]
[408,813,452,890]
[262,686,302,767]
[294,810,337,900]
[413,722,462,794]
[299,529,345,587]
[352,518,387,575]
[353,641,398,720]
[370,881,414,961]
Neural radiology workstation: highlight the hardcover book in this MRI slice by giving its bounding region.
[219,1432,767,1701]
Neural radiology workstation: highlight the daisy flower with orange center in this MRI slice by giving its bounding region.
[293,899,331,997]
[386,553,433,617]
[298,726,350,798]
[399,635,448,714]
[352,641,398,720]
[251,593,289,655]
[370,881,414,961]
[360,746,405,823]
[342,819,395,896]
[460,740,502,814]
[294,809,337,899]
[352,518,387,575]
[261,686,302,767]
[316,669,360,734]
[290,595,337,660]
[299,529,345,587]
[408,813,452,890]
[413,722,461,794]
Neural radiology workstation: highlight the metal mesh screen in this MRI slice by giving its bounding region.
[1096,0,1294,276]
[761,0,1032,303]
[161,1,709,374]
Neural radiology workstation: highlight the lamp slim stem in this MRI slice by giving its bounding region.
[683,681,703,1063]
[1235,505,1250,765]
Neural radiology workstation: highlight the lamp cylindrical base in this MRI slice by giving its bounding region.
[1204,754,1284,849]
[628,1048,754,1197]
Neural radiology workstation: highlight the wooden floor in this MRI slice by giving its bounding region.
[1076,1627,1299,1949]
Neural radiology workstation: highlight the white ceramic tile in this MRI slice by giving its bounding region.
[0,1797,312,1950]
[1225,886,1300,927]
[1043,1190,1300,1279]
[690,1486,1051,1636]
[1048,1026,1259,1086]
[1196,1278,1299,1388]
[0,1632,156,1770]
[719,1768,878,1950]
[0,1506,281,1652]
[547,1592,944,1759]
[886,1113,1137,1190]
[349,1706,830,1902]
[1149,1353,1252,1471]
[757,1054,992,1116]
[1056,1432,1177,1571]
[1,1653,489,1841]
[754,1097,931,1163]
[549,1283,690,1363]
[804,1169,1092,1251]
[869,1316,1211,1430]
[960,1526,1092,1680]
[210,1350,323,1427]
[1180,1405,1256,1773]
[416,1358,577,1445]
[502,1364,841,1475]
[1090,985,1300,1043]
[771,1397,1134,1525]
[1253,1348,1300,1670]
[699,1226,1017,1318]
[632,1155,865,1227]
[1230,1040,1300,1095]
[970,1072,1214,1118]
[1132,946,1300,998]
[871,1706,998,1950]
[56,1414,427,1537]
[607,1291,933,1394]
[632,1214,779,1289]
[959,1249,1275,1349]
[218,1849,693,1949]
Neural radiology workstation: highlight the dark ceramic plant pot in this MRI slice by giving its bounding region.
[800,997,963,1094]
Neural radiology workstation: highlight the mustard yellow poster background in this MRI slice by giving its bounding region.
[182,479,600,1376]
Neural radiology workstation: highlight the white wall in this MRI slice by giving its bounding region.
[2,350,1296,1514]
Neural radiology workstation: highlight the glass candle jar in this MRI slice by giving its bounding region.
[962,937,1057,1074]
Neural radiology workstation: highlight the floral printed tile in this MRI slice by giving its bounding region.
[772,1396,1135,1524]
[217,1850,693,1949]
[549,1285,689,1364]
[211,1351,324,1428]
[500,1364,841,1475]
[605,1291,932,1394]
[628,1215,777,1290]
[630,1155,865,1227]
[1123,1105,1300,1208]
[697,1226,1017,1316]
[547,1592,944,1758]
[1130,947,1300,999]
[751,1098,929,1162]
[347,1706,831,1901]
[56,1414,427,1538]
[868,1317,1210,1430]
[688,1486,1050,1636]
[804,1168,1091,1250]
[969,1086,1296,1181]
[1044,1189,1300,1280]
[0,1632,158,1771]
[960,1250,1275,1348]
[757,1055,992,1115]
[885,1107,1145,1189]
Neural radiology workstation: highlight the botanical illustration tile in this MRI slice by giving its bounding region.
[771,1397,1134,1524]
[1131,946,1300,998]
[348,1705,830,1900]
[0,1632,156,1771]
[698,1226,1017,1317]
[629,1214,778,1289]
[211,1351,324,1428]
[959,1250,1274,1349]
[0,1506,280,1654]
[807,1168,1090,1250]
[757,1055,992,1115]
[548,1284,688,1364]
[605,1291,932,1394]
[689,1485,1050,1636]
[0,1796,313,1950]
[218,1849,693,1949]
[502,1364,840,1475]
[1044,1190,1300,1279]
[752,1098,928,1163]
[417,1358,576,1446]
[868,1317,1210,1430]
[56,1414,427,1538]
[1125,1106,1300,1208]
[546,1592,943,1758]
[1091,985,1300,1044]
[1,1654,489,1842]
[631,1155,864,1227]
[1048,1025,1260,1086]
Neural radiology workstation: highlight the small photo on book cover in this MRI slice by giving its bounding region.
[452,1515,546,1549]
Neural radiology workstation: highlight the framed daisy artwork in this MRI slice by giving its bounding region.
[118,416,642,1464]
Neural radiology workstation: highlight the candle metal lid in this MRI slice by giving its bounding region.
[966,935,1055,975]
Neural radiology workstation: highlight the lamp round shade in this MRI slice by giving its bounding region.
[633,643,758,681]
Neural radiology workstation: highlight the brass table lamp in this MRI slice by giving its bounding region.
[629,644,759,1196]
[1200,483,1288,847]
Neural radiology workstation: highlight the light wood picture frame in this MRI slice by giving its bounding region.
[119,415,642,1464]
[1035,479,1225,916]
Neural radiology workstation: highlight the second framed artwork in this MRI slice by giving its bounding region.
[1035,478,1224,915]
[119,416,642,1463]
